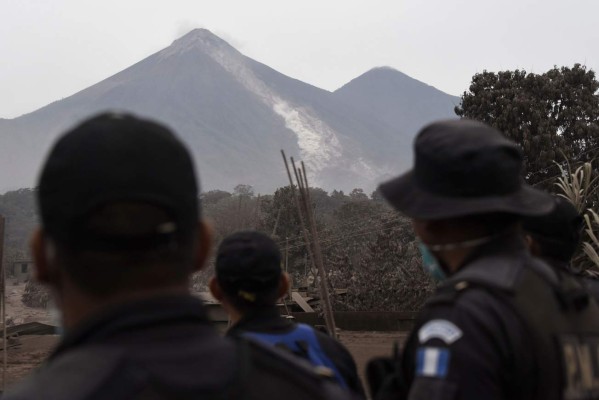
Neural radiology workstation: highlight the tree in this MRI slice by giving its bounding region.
[330,190,347,202]
[233,184,255,198]
[200,190,232,206]
[327,212,433,311]
[261,185,300,240]
[349,188,368,201]
[456,64,599,185]
[0,184,437,311]
[308,187,335,215]
[371,188,385,202]
[0,188,38,253]
[554,161,599,275]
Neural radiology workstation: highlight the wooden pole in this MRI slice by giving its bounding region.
[0,215,6,391]
[280,151,316,284]
[285,236,289,275]
[297,161,337,338]
[285,236,292,300]
[285,156,336,337]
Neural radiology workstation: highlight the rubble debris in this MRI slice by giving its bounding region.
[21,281,50,309]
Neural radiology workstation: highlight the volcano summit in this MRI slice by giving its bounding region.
[0,29,459,193]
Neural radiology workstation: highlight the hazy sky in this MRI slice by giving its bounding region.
[1,0,598,119]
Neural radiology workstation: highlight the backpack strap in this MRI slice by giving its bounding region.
[242,324,349,388]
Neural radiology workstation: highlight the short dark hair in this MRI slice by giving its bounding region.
[523,197,583,263]
[52,202,197,297]
[221,284,281,313]
[215,231,282,311]
[528,233,580,263]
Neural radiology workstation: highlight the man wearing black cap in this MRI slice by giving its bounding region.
[4,113,351,400]
[210,231,365,396]
[523,195,599,301]
[371,119,599,400]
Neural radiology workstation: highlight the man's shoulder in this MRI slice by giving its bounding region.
[449,249,538,291]
[426,247,557,311]
[238,337,355,399]
[3,345,127,400]
[5,338,351,400]
[418,269,530,343]
[241,336,335,380]
[228,314,295,337]
[581,276,599,302]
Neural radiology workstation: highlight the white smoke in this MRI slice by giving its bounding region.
[166,31,343,178]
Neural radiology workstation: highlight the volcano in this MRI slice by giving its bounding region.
[0,29,459,193]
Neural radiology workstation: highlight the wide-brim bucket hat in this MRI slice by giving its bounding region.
[379,119,554,220]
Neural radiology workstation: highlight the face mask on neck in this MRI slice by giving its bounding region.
[417,235,495,282]
[417,241,446,282]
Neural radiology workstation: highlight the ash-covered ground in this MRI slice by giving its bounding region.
[0,283,405,390]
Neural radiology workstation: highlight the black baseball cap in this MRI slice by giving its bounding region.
[523,196,583,262]
[38,112,200,250]
[215,231,282,303]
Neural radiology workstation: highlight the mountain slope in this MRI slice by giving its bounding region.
[333,67,460,137]
[0,29,459,194]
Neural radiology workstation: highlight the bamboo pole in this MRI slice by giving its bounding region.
[281,152,337,338]
[293,161,336,338]
[280,151,316,281]
[285,236,291,300]
[300,162,336,337]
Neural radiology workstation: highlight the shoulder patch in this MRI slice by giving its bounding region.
[418,319,463,344]
[416,347,450,378]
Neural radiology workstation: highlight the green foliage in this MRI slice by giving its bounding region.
[233,184,255,198]
[326,212,431,311]
[261,186,301,240]
[370,188,385,202]
[0,188,38,261]
[555,162,599,275]
[203,193,263,244]
[456,64,599,185]
[254,185,429,311]
[0,185,430,312]
[22,280,50,308]
[330,190,347,202]
[200,190,232,206]
[349,188,368,201]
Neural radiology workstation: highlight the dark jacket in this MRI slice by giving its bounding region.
[4,296,353,400]
[227,307,365,397]
[400,234,599,400]
[542,257,599,303]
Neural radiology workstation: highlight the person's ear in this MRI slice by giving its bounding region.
[193,220,213,272]
[525,234,533,248]
[278,272,291,299]
[30,228,55,285]
[526,234,542,256]
[209,276,224,302]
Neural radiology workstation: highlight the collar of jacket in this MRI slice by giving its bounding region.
[442,232,558,292]
[51,295,211,359]
[542,257,577,274]
[227,306,294,337]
